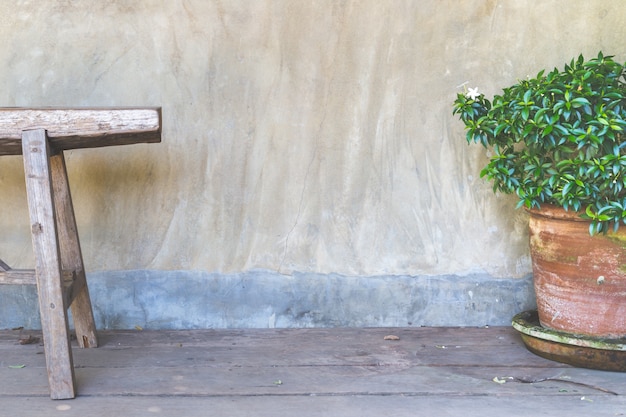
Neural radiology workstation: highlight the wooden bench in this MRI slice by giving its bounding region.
[0,108,161,399]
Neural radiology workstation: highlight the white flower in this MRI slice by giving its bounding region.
[466,87,481,100]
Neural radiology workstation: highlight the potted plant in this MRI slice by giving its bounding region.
[453,52,626,343]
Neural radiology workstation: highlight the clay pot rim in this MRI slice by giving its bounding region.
[524,203,588,222]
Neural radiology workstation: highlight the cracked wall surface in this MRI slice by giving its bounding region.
[0,1,625,280]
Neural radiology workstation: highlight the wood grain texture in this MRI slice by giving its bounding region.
[1,327,625,415]
[49,152,98,349]
[0,108,157,397]
[22,129,76,399]
[0,268,80,289]
[0,268,37,285]
[0,107,161,155]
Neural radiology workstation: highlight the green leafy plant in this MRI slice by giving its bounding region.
[453,52,626,234]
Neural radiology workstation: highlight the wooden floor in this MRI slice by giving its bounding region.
[1,326,625,416]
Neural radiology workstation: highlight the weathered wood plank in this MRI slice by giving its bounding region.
[0,326,564,369]
[75,344,532,369]
[86,326,524,349]
[0,326,516,346]
[0,107,161,155]
[1,395,625,417]
[22,129,76,399]
[0,333,558,369]
[0,268,37,285]
[0,268,79,297]
[1,327,626,416]
[79,365,624,397]
[0,363,617,397]
[50,151,98,349]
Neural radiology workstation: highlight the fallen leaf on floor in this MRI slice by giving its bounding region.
[493,376,512,384]
[19,335,40,345]
[384,335,400,341]
[274,380,283,385]
[9,364,26,369]
[135,325,143,331]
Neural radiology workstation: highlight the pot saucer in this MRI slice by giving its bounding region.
[512,310,626,372]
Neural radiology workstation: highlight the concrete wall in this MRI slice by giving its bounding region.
[1,1,625,328]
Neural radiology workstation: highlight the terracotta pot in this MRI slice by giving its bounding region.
[528,204,626,338]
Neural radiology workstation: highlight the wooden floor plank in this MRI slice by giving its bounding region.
[0,364,618,398]
[77,365,626,397]
[0,395,625,417]
[1,326,625,416]
[0,328,563,369]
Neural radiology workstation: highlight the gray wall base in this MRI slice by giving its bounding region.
[0,270,536,330]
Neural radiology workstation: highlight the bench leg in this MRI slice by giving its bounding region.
[50,152,98,349]
[22,129,76,399]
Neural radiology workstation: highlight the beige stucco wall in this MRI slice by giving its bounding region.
[0,1,624,279]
